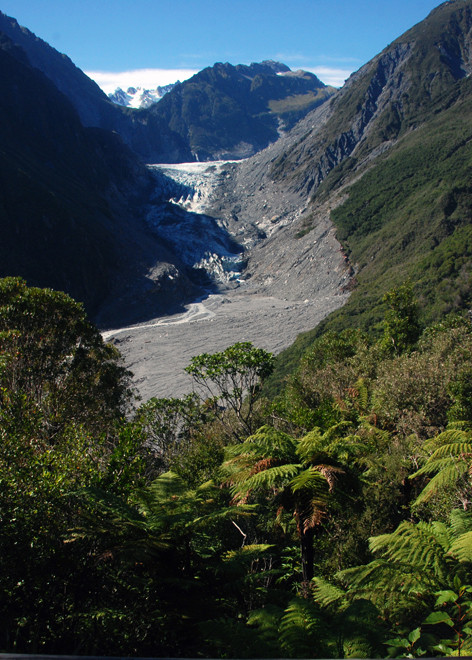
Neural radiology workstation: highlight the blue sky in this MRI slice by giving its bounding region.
[1,0,444,91]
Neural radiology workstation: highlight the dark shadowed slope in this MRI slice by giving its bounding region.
[0,33,199,319]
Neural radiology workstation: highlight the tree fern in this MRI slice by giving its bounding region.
[412,427,472,507]
[223,420,372,583]
[279,597,330,658]
[312,576,349,609]
[333,508,472,633]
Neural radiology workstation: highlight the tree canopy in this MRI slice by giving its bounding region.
[3,278,472,657]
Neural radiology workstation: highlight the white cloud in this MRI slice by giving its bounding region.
[304,66,355,87]
[85,64,356,95]
[85,68,199,94]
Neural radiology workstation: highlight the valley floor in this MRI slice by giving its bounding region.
[103,287,349,400]
[102,157,350,401]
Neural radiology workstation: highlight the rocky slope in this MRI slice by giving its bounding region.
[103,157,350,399]
[267,0,472,198]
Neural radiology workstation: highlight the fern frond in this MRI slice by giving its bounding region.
[231,463,301,498]
[449,508,472,538]
[339,560,432,615]
[244,425,297,462]
[82,486,145,524]
[312,576,348,610]
[289,467,330,493]
[339,559,394,590]
[424,429,472,451]
[413,463,469,505]
[326,435,369,463]
[368,521,450,574]
[448,531,472,562]
[223,543,274,563]
[355,377,370,413]
[413,457,469,477]
[323,420,356,443]
[146,471,187,502]
[428,443,472,461]
[279,597,327,658]
[191,503,257,529]
[296,428,324,462]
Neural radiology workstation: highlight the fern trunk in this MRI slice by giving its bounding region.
[300,527,315,584]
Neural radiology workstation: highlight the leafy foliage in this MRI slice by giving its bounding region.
[186,341,274,439]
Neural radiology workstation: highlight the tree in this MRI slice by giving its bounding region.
[317,510,472,656]
[223,422,367,584]
[134,393,209,473]
[0,278,143,654]
[66,471,258,657]
[381,281,421,354]
[185,341,274,440]
[0,277,133,436]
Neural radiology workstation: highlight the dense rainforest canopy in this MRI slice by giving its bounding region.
[2,277,472,657]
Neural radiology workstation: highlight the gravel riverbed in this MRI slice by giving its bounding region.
[104,288,349,401]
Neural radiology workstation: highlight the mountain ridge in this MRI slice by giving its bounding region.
[0,30,205,321]
[0,12,336,163]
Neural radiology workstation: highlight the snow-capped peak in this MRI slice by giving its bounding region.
[108,82,178,108]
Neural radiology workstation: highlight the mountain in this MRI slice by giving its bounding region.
[255,0,472,387]
[0,12,335,163]
[131,61,335,161]
[2,0,472,381]
[0,32,201,322]
[0,11,122,129]
[108,82,178,108]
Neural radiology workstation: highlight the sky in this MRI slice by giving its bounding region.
[1,0,445,92]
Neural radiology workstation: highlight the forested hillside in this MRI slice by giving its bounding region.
[3,277,472,657]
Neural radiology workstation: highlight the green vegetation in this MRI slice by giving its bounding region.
[326,75,472,325]
[4,5,472,655]
[266,72,472,398]
[3,277,472,656]
[149,61,334,160]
